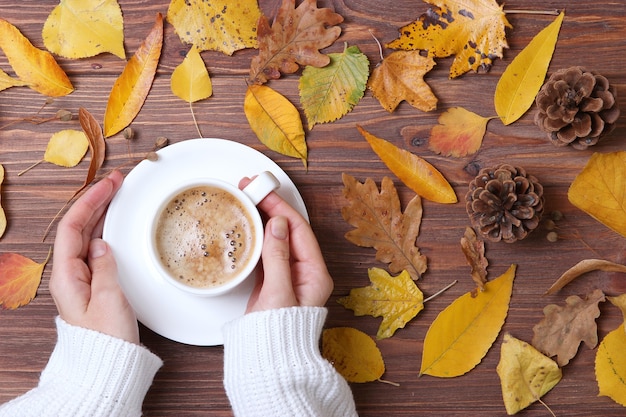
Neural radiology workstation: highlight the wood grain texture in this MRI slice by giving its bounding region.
[0,1,625,415]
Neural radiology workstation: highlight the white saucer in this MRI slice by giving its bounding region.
[102,138,308,346]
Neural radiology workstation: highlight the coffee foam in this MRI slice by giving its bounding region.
[154,185,255,288]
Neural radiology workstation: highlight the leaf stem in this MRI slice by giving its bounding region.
[190,101,203,138]
[17,160,43,176]
[377,378,400,387]
[369,30,384,62]
[424,280,458,303]
[504,9,561,16]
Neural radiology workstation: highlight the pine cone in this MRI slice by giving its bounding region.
[466,164,544,243]
[534,66,620,150]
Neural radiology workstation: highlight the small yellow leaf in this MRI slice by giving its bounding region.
[338,268,424,339]
[0,68,27,92]
[42,0,125,59]
[43,130,89,168]
[0,250,51,309]
[0,18,73,97]
[595,324,626,407]
[497,333,562,415]
[420,264,516,377]
[0,164,6,238]
[568,151,626,238]
[322,327,385,383]
[244,84,307,167]
[357,125,457,204]
[429,107,491,157]
[170,44,212,103]
[495,11,564,125]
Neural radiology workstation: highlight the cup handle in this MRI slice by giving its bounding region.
[241,171,280,205]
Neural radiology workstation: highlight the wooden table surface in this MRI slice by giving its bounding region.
[1,0,625,415]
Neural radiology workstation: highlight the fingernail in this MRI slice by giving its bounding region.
[89,238,108,258]
[270,216,288,240]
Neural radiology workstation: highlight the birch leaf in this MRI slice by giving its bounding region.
[0,164,6,239]
[568,151,626,238]
[545,259,626,295]
[429,107,491,157]
[171,44,212,103]
[338,268,424,339]
[497,333,562,415]
[44,130,89,168]
[299,44,369,129]
[103,13,163,138]
[494,11,564,125]
[0,250,51,309]
[0,68,27,92]
[595,324,626,407]
[0,18,73,97]
[42,0,125,59]
[167,0,260,55]
[322,327,385,383]
[420,264,516,377]
[357,125,457,204]
[244,84,307,167]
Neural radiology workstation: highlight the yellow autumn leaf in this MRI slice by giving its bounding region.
[338,268,424,339]
[42,0,125,59]
[494,11,564,125]
[0,68,27,92]
[0,164,6,238]
[171,44,212,103]
[44,130,89,168]
[497,333,562,415]
[608,294,626,323]
[568,151,626,238]
[322,327,385,383]
[357,125,457,204]
[0,250,51,309]
[167,0,260,55]
[428,107,492,157]
[595,324,626,407]
[244,84,307,167]
[0,18,73,97]
[420,264,516,377]
[104,13,163,138]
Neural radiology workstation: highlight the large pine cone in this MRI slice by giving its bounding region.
[466,164,544,243]
[534,66,620,150]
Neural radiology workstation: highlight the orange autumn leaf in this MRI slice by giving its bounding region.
[0,18,73,97]
[103,13,163,137]
[429,107,492,157]
[0,250,51,309]
[357,125,457,204]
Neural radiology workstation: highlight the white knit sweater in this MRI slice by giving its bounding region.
[0,307,357,417]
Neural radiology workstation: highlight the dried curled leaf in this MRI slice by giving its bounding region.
[428,107,491,157]
[322,327,385,383]
[595,324,626,407]
[0,250,51,309]
[342,174,427,280]
[0,164,5,238]
[170,44,213,103]
[532,289,605,366]
[545,258,626,295]
[460,226,488,293]
[249,0,343,84]
[338,268,424,339]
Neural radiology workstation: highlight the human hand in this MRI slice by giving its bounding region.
[240,178,333,313]
[49,170,140,344]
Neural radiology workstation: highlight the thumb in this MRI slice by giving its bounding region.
[88,238,122,296]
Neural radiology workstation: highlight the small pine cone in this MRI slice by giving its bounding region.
[466,164,544,243]
[534,66,620,150]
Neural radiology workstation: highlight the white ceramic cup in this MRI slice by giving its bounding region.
[147,171,280,296]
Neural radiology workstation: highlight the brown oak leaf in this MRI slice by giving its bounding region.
[249,0,343,84]
[341,173,427,280]
[532,288,605,366]
[460,226,488,294]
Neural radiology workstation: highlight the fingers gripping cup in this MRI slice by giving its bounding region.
[149,171,280,296]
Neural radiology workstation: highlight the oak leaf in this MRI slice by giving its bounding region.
[428,107,491,157]
[342,174,427,280]
[568,151,626,238]
[170,44,213,103]
[249,0,343,84]
[357,125,457,204]
[0,68,27,92]
[338,268,424,339]
[367,50,437,112]
[244,84,307,167]
[545,259,626,295]
[386,0,512,78]
[0,164,5,238]
[0,18,73,97]
[595,324,626,407]
[42,0,125,59]
[103,13,163,138]
[420,264,516,377]
[460,226,488,293]
[299,44,369,129]
[0,250,51,309]
[322,327,385,382]
[497,333,562,415]
[532,289,605,367]
[167,0,260,55]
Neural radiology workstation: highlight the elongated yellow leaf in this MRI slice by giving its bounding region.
[494,11,564,125]
[595,324,626,407]
[104,13,163,138]
[358,125,457,204]
[0,18,73,97]
[43,0,125,59]
[420,264,516,377]
[0,68,27,92]
[244,84,307,167]
[322,327,385,383]
[171,44,212,103]
[44,130,89,168]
